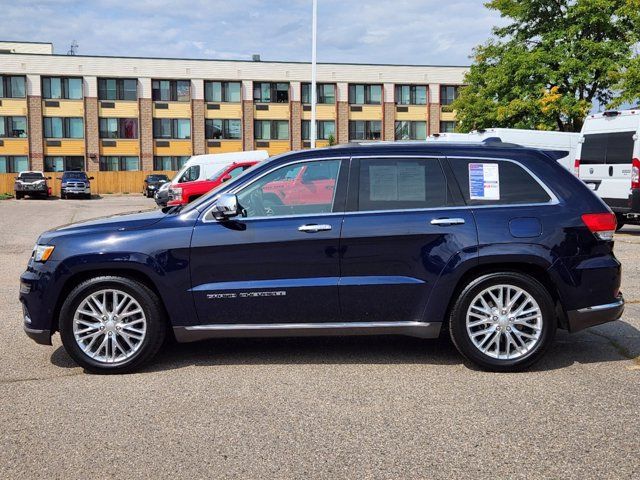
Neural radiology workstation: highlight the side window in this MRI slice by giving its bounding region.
[357,158,448,211]
[179,165,200,183]
[448,158,551,205]
[228,166,245,178]
[237,160,342,218]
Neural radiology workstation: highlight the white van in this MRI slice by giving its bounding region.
[430,128,580,174]
[172,150,269,185]
[577,109,640,225]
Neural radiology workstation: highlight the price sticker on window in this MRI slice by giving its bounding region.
[469,163,500,200]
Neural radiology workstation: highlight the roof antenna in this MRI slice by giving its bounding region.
[67,40,78,56]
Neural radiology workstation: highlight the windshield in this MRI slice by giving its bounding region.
[63,172,87,179]
[18,173,44,181]
[147,174,168,182]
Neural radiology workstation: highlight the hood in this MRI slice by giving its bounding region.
[43,209,166,239]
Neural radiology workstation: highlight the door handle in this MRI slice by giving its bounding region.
[430,218,465,226]
[298,224,332,233]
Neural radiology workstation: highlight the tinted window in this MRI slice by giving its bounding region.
[449,158,551,205]
[358,158,448,211]
[237,160,341,218]
[581,131,635,165]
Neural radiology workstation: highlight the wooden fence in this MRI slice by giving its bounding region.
[0,171,176,196]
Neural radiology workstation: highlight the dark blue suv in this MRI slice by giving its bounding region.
[20,142,624,373]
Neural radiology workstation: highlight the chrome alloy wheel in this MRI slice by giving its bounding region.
[465,284,543,360]
[73,289,147,364]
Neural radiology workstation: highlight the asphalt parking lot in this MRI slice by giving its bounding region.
[0,195,638,479]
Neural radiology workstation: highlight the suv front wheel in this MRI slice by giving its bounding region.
[59,276,166,374]
[449,272,556,372]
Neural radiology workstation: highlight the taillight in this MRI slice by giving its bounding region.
[632,158,640,189]
[574,158,580,177]
[581,213,616,241]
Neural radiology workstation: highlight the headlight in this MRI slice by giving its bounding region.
[170,187,182,198]
[33,244,55,263]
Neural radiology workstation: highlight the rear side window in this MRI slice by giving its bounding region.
[448,158,551,205]
[581,132,635,165]
[357,158,449,211]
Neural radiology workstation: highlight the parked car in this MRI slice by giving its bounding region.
[143,174,169,198]
[59,171,94,199]
[576,108,640,229]
[431,128,580,175]
[154,181,171,207]
[167,161,259,206]
[14,171,51,199]
[171,150,269,186]
[20,141,623,373]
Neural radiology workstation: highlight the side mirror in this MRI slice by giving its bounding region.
[89,176,95,180]
[221,175,232,183]
[212,193,240,220]
[47,177,52,180]
[14,176,19,181]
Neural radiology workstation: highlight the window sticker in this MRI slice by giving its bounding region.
[469,163,500,200]
[397,164,426,201]
[370,165,398,201]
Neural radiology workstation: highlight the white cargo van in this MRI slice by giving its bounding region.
[430,128,580,174]
[172,150,269,185]
[576,109,640,226]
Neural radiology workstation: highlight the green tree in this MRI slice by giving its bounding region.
[452,0,640,133]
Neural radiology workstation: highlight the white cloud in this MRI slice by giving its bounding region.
[0,0,504,64]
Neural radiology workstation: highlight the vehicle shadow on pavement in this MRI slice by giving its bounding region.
[49,320,640,373]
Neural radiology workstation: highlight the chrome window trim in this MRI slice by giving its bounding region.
[201,156,349,223]
[201,153,560,223]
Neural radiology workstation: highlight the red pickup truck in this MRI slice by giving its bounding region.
[167,161,258,206]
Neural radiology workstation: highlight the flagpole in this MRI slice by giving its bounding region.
[310,0,318,148]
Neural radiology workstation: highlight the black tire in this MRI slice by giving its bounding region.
[448,272,556,372]
[84,193,91,200]
[61,192,66,199]
[15,192,22,199]
[59,276,166,374]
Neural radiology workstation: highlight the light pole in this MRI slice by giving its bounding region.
[310,0,318,148]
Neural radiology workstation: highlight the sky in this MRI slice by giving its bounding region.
[0,0,503,65]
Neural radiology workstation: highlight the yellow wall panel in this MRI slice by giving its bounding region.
[254,104,290,120]
[348,105,383,121]
[100,140,140,156]
[206,140,243,154]
[395,105,429,121]
[44,139,85,155]
[257,140,290,156]
[154,140,192,156]
[303,140,330,149]
[440,111,457,121]
[42,100,84,117]
[0,173,15,194]
[301,105,336,121]
[205,103,242,119]
[99,101,139,118]
[0,139,29,155]
[153,102,191,118]
[0,99,28,116]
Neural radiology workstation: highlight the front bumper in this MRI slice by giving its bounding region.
[566,294,624,332]
[24,326,52,345]
[62,187,91,194]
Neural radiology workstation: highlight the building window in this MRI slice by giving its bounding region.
[44,156,85,172]
[395,85,427,105]
[98,78,137,101]
[0,155,29,173]
[395,121,427,140]
[205,119,241,140]
[440,85,460,106]
[0,76,26,98]
[0,116,28,138]
[349,120,381,141]
[99,118,138,139]
[440,121,456,133]
[99,156,140,171]
[253,83,289,103]
[153,156,189,171]
[204,81,241,102]
[43,117,84,139]
[302,120,335,140]
[254,120,289,140]
[349,84,382,105]
[42,77,83,100]
[301,83,336,104]
[152,80,191,102]
[153,119,191,139]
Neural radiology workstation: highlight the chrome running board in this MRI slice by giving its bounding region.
[173,321,442,342]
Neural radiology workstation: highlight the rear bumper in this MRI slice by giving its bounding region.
[566,294,624,333]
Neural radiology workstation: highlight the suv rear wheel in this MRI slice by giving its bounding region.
[59,276,166,374]
[449,272,556,372]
